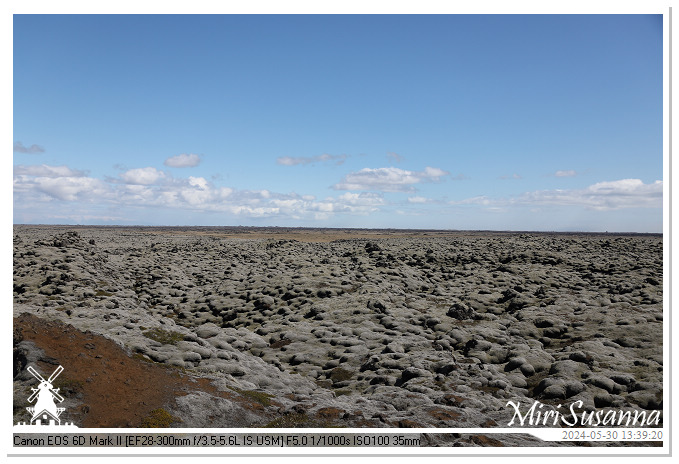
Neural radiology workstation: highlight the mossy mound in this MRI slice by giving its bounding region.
[142,328,184,345]
[141,408,181,428]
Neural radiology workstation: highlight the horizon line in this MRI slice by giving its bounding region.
[12,224,663,236]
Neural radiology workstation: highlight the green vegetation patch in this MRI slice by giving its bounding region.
[329,367,353,383]
[140,408,181,428]
[227,387,275,406]
[264,413,308,428]
[53,377,84,395]
[142,328,184,345]
[132,352,155,363]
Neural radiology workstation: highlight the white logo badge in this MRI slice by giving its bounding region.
[15,365,78,429]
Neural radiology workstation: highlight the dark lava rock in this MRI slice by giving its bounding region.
[367,299,387,313]
[51,231,85,248]
[399,367,429,384]
[13,327,27,378]
[365,242,381,253]
[594,393,614,408]
[447,302,476,320]
[541,384,567,400]
[498,288,519,303]
[498,288,532,312]
[534,317,555,328]
[568,351,593,364]
[435,362,458,375]
[564,381,586,398]
[543,326,568,339]
[463,339,478,356]
[360,355,380,372]
[369,375,394,386]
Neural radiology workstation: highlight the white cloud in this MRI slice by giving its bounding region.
[42,213,125,222]
[450,195,492,206]
[14,142,45,154]
[14,164,85,178]
[422,166,448,178]
[335,192,384,208]
[120,184,156,203]
[499,173,522,180]
[555,170,577,177]
[452,179,662,211]
[520,179,662,210]
[333,166,450,192]
[120,167,166,185]
[11,163,394,221]
[13,164,107,202]
[180,186,212,206]
[408,196,430,204]
[217,187,234,198]
[244,192,384,218]
[277,153,348,166]
[164,153,201,168]
[111,175,384,218]
[188,176,209,190]
[33,177,108,202]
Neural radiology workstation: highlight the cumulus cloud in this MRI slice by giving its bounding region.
[164,153,201,168]
[119,167,166,185]
[188,176,209,190]
[333,166,450,192]
[14,164,86,178]
[14,169,109,202]
[449,195,492,206]
[266,192,384,219]
[13,163,386,220]
[35,177,108,202]
[150,184,384,218]
[555,170,577,177]
[14,142,45,154]
[520,179,662,210]
[408,196,432,204]
[335,192,384,208]
[451,179,662,211]
[277,153,348,166]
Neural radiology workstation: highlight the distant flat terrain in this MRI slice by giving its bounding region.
[17,224,662,242]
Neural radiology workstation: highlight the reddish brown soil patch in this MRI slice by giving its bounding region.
[13,313,267,428]
[316,407,345,420]
[15,313,194,427]
[269,339,292,349]
[439,393,466,407]
[427,407,461,422]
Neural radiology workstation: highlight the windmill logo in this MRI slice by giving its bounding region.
[14,365,78,428]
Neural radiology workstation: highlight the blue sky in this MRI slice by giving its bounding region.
[13,14,664,231]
